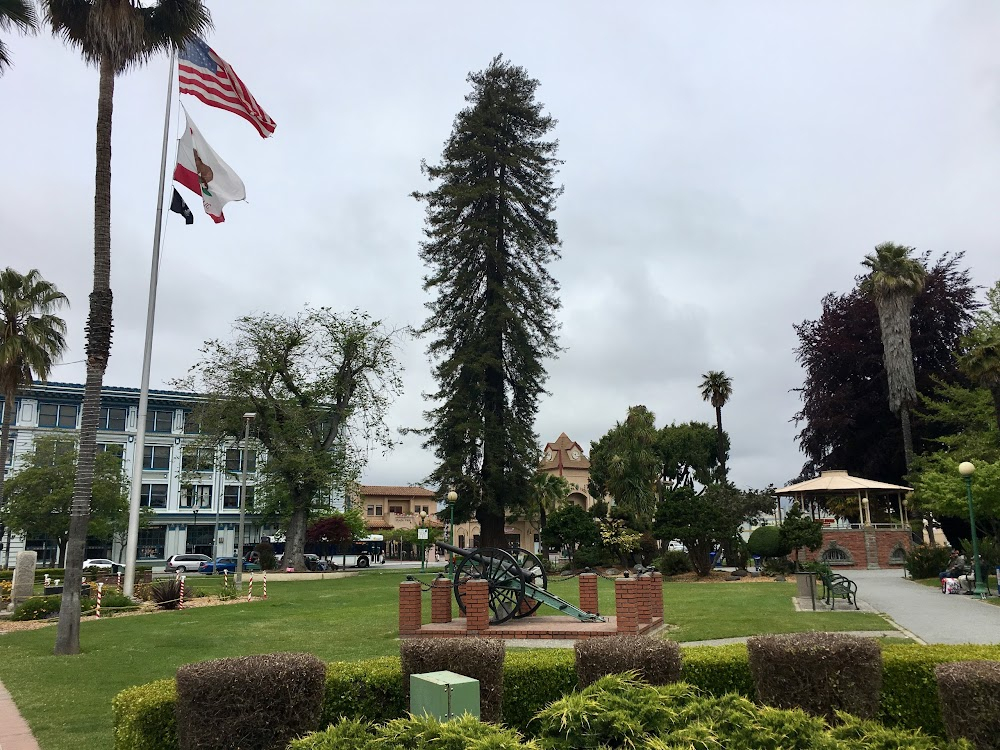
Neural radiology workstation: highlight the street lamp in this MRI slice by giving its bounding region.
[861,497,870,527]
[419,510,428,573]
[235,412,256,589]
[958,461,988,598]
[446,488,457,574]
[191,507,199,553]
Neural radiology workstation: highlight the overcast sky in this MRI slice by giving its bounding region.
[4,2,1000,491]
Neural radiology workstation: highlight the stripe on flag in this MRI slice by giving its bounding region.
[178,37,276,138]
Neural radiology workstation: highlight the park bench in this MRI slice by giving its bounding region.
[819,571,859,610]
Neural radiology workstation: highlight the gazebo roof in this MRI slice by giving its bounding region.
[774,470,912,495]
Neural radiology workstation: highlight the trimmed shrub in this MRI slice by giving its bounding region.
[112,678,178,750]
[748,525,790,558]
[656,549,693,576]
[747,632,882,721]
[681,643,755,697]
[905,544,953,580]
[12,594,95,621]
[936,660,1000,749]
[376,713,528,749]
[399,637,505,723]
[175,653,326,750]
[151,579,183,610]
[86,592,139,616]
[322,657,405,727]
[575,634,681,687]
[572,543,605,569]
[502,649,576,732]
[254,540,278,571]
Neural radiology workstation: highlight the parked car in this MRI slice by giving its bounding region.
[165,554,212,573]
[305,554,331,572]
[198,557,262,575]
[82,558,124,573]
[666,540,687,553]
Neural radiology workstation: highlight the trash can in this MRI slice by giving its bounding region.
[795,572,817,610]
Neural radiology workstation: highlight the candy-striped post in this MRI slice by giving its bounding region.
[117,571,123,593]
[96,582,104,618]
[262,570,267,600]
[223,569,229,588]
[247,572,254,602]
[179,576,186,610]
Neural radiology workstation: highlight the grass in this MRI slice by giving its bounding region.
[0,571,895,750]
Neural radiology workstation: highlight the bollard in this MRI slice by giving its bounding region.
[96,582,104,618]
[44,574,51,587]
[247,572,254,602]
[179,576,186,610]
[223,569,229,588]
[117,571,123,593]
[262,570,267,600]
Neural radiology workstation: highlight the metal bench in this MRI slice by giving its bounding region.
[820,571,859,610]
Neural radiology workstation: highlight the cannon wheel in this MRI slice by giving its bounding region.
[453,546,525,625]
[511,547,547,619]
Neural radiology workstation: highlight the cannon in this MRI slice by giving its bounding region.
[435,540,605,625]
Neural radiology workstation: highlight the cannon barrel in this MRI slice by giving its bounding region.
[435,540,539,581]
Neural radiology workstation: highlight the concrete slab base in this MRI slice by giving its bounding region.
[406,615,664,640]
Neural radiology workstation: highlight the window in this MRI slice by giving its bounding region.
[182,447,214,472]
[0,399,17,423]
[138,527,166,559]
[39,440,74,465]
[143,445,171,470]
[4,438,13,465]
[98,443,124,464]
[140,483,167,508]
[366,504,383,516]
[38,402,78,428]
[821,547,850,563]
[183,412,202,434]
[145,410,174,433]
[389,505,403,514]
[182,485,212,509]
[99,406,127,431]
[458,535,466,549]
[225,448,257,473]
[223,485,254,509]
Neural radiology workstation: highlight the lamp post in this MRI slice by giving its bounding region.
[446,488,457,574]
[958,461,988,598]
[861,497,870,527]
[235,412,256,589]
[419,510,427,572]
[191,507,199,554]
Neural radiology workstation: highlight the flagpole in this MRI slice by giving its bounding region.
[123,50,176,598]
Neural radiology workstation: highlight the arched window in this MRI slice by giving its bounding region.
[821,547,850,563]
[888,545,907,565]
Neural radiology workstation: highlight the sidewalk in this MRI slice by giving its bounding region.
[849,568,1000,645]
[0,679,39,750]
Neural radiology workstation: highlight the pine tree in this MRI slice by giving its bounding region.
[414,55,563,547]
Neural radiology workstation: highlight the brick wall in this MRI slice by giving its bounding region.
[464,578,490,634]
[431,577,452,624]
[579,573,599,615]
[799,528,912,569]
[615,576,638,634]
[399,580,422,635]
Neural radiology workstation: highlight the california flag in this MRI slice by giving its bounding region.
[173,112,246,223]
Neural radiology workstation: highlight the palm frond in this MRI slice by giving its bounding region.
[0,0,38,74]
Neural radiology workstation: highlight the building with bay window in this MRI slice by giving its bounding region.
[0,381,273,568]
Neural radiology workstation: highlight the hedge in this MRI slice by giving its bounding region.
[113,642,1000,748]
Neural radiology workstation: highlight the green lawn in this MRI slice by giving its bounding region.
[0,571,894,750]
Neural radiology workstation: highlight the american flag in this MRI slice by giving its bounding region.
[178,37,276,138]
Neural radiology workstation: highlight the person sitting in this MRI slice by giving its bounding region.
[939,550,967,579]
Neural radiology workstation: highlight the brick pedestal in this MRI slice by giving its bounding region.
[464,578,490,634]
[650,572,663,620]
[636,575,652,625]
[579,573,599,615]
[518,597,538,617]
[399,580,423,635]
[615,576,638,634]
[431,577,452,624]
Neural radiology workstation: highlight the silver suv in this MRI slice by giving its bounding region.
[165,554,211,573]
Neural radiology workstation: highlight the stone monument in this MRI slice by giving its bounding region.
[9,550,37,611]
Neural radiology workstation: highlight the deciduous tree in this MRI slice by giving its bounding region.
[778,502,823,567]
[181,307,405,573]
[541,504,598,562]
[414,55,563,548]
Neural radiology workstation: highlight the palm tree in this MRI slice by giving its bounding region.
[700,371,733,481]
[958,328,1000,433]
[530,471,572,530]
[41,0,211,656]
[0,268,68,528]
[860,242,927,472]
[0,0,36,74]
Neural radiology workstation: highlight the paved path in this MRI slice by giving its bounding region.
[849,568,1000,644]
[0,679,39,750]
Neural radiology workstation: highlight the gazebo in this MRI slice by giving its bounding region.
[774,470,912,528]
[772,470,914,569]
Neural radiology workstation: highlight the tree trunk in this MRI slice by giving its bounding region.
[283,502,308,572]
[55,57,115,656]
[0,385,16,545]
[477,505,507,549]
[900,406,914,472]
[715,405,727,481]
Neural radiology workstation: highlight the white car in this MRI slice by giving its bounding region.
[666,540,687,553]
[82,558,123,573]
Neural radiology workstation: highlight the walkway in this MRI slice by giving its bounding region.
[850,568,1000,645]
[0,679,39,750]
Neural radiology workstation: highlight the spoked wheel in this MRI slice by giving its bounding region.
[453,546,525,624]
[511,547,547,619]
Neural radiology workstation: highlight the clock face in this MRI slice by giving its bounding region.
[570,450,581,460]
[544,451,553,462]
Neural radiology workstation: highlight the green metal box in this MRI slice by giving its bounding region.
[410,670,481,720]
